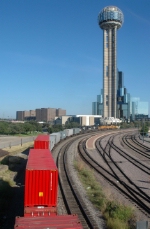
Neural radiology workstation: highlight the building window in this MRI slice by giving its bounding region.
[106,43,108,48]
[106,66,108,76]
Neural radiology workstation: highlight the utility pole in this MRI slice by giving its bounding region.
[142,118,145,143]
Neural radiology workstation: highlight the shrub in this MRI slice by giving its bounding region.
[104,201,134,222]
[106,217,129,229]
[74,160,135,229]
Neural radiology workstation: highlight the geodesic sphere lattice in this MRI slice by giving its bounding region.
[98,6,124,29]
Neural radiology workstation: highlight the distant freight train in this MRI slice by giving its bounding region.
[33,128,81,151]
[33,126,118,151]
[14,133,84,229]
[98,125,120,130]
[50,128,81,150]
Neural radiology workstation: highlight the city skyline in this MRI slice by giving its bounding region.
[0,1,150,118]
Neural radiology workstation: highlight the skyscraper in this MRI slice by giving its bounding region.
[98,6,124,118]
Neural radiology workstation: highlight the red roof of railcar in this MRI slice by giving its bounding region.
[25,149,58,207]
[26,149,56,170]
[35,135,49,141]
[14,215,83,228]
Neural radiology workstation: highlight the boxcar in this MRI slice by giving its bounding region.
[24,149,58,208]
[50,132,61,144]
[34,135,50,149]
[64,129,73,137]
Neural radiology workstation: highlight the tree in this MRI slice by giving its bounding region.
[140,125,149,136]
[64,122,80,129]
[24,123,34,133]
[0,122,9,134]
[0,121,43,135]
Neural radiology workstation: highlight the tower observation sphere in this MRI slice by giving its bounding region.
[98,6,124,29]
[98,6,124,118]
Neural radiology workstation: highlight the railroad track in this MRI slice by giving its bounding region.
[112,134,150,174]
[76,132,150,218]
[95,133,150,216]
[56,134,100,229]
[122,133,150,160]
[53,129,150,228]
[110,136,150,201]
[132,134,150,151]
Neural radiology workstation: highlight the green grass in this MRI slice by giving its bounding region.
[74,160,135,229]
[13,132,42,137]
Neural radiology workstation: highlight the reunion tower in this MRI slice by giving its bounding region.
[98,6,124,118]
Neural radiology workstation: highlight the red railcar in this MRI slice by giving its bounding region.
[13,136,83,229]
[34,135,50,149]
[24,149,58,208]
[14,215,83,228]
[24,206,57,217]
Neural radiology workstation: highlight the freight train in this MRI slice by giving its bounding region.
[49,128,81,150]
[14,133,83,229]
[34,126,117,152]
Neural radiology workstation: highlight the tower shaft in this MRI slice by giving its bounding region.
[103,26,117,118]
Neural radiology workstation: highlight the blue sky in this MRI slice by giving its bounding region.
[0,0,150,118]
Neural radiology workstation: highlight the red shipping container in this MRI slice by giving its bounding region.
[24,149,58,207]
[34,135,50,149]
[16,214,79,222]
[24,206,57,217]
[14,225,83,229]
[14,215,83,229]
[14,226,83,229]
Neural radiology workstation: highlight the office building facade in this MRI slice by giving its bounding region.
[117,71,130,119]
[93,71,131,120]
[16,108,66,122]
[55,115,102,126]
[16,110,35,121]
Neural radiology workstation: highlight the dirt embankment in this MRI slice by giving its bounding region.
[0,143,33,229]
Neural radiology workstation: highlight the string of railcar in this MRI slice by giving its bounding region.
[14,130,85,229]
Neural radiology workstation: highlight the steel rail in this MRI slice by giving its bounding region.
[77,132,150,216]
[56,134,100,229]
[95,134,150,215]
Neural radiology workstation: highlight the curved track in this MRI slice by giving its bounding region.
[78,131,150,217]
[56,134,100,229]
[122,133,150,160]
[98,135,150,208]
[53,129,150,228]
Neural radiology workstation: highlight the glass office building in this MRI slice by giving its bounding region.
[92,102,99,115]
[92,89,103,116]
[117,71,130,119]
[92,71,131,120]
[131,97,149,120]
